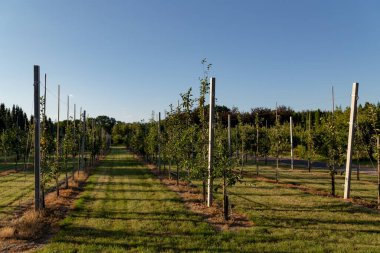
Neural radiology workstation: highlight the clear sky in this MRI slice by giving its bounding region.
[1,0,379,122]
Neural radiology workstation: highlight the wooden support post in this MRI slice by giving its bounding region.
[256,113,259,175]
[331,85,336,196]
[344,82,359,199]
[65,95,69,188]
[73,104,76,180]
[78,107,82,175]
[81,110,86,171]
[34,65,41,211]
[228,114,231,157]
[57,85,60,157]
[290,116,294,170]
[377,135,380,209]
[92,119,95,166]
[275,102,279,182]
[56,85,60,197]
[207,77,215,207]
[44,74,47,116]
[158,112,161,174]
[308,112,311,172]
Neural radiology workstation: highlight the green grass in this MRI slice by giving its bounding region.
[37,147,380,253]
[241,161,378,205]
[0,170,34,218]
[0,162,78,220]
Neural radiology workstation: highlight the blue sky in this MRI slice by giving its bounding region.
[1,0,379,122]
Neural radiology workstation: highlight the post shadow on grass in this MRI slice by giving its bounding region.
[75,196,185,203]
[70,210,203,223]
[82,188,172,193]
[266,215,380,228]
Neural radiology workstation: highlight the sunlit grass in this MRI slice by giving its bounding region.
[241,161,378,204]
[38,148,380,253]
[0,160,82,220]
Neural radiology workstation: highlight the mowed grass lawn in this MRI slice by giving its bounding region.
[38,147,380,253]
[242,162,379,204]
[0,165,74,221]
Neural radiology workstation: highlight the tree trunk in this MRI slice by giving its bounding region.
[41,189,45,208]
[77,154,80,177]
[240,153,244,178]
[357,157,360,181]
[256,153,259,176]
[56,179,59,197]
[168,159,171,180]
[331,172,335,196]
[23,155,27,170]
[223,188,229,221]
[276,154,279,183]
[203,173,206,203]
[223,174,229,221]
[65,154,68,189]
[72,155,75,182]
[176,162,179,186]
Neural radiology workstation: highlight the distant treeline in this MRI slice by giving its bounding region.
[0,103,30,131]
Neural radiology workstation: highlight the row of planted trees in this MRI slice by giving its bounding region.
[112,59,380,215]
[29,67,112,210]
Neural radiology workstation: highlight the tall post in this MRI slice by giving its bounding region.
[57,85,60,162]
[73,104,76,179]
[290,116,294,170]
[344,82,359,199]
[228,114,231,157]
[207,77,215,207]
[256,113,259,175]
[308,112,311,172]
[78,107,82,175]
[56,85,60,196]
[81,110,86,171]
[44,74,47,116]
[65,95,69,188]
[377,135,380,209]
[265,120,268,165]
[158,112,161,174]
[275,102,279,182]
[34,65,41,211]
[331,86,336,196]
[92,119,95,166]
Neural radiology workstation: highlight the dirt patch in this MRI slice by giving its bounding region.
[0,169,18,177]
[144,162,254,231]
[0,170,91,253]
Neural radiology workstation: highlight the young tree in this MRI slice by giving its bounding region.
[214,118,238,220]
[63,116,75,188]
[195,59,211,201]
[368,104,380,208]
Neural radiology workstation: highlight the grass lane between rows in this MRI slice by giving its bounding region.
[38,147,380,253]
